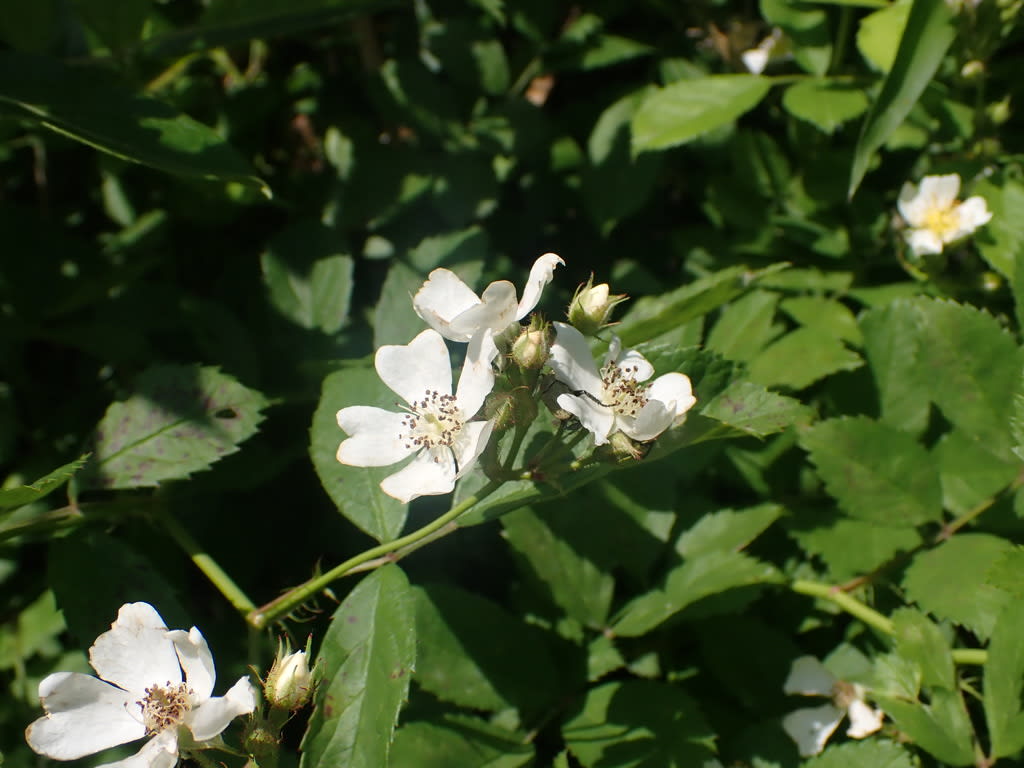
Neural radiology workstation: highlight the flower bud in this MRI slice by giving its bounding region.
[511,323,552,370]
[567,276,627,336]
[987,96,1011,126]
[960,60,986,80]
[604,431,651,463]
[264,647,313,711]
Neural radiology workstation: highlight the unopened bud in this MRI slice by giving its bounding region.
[604,431,651,463]
[961,60,985,80]
[567,276,628,336]
[511,325,551,370]
[264,647,313,711]
[987,96,1011,125]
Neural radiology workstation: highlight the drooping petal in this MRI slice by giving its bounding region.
[955,196,993,235]
[783,655,837,697]
[413,268,483,341]
[620,399,673,442]
[336,407,415,466]
[515,253,564,320]
[845,698,884,738]
[918,173,960,210]
[96,728,179,768]
[906,228,944,256]
[380,448,458,502]
[647,373,697,423]
[447,281,518,339]
[782,703,845,757]
[550,322,603,397]
[168,627,216,702]
[455,329,498,417]
[557,392,615,445]
[89,603,182,696]
[375,329,452,405]
[26,672,144,760]
[452,420,494,480]
[186,676,256,742]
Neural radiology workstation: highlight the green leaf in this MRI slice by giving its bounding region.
[760,0,832,76]
[799,416,943,525]
[973,174,1024,279]
[781,297,863,346]
[502,507,615,628]
[748,327,863,390]
[391,716,534,768]
[72,0,149,54]
[934,429,1020,515]
[697,381,814,439]
[300,565,415,768]
[0,590,66,670]
[783,79,870,133]
[611,549,780,636]
[856,2,912,72]
[631,75,772,153]
[848,0,956,196]
[892,608,955,690]
[413,584,562,714]
[705,290,784,363]
[0,52,268,194]
[676,504,781,558]
[790,517,921,581]
[873,689,974,766]
[310,367,407,543]
[563,680,716,766]
[984,602,1024,757]
[903,533,1015,641]
[803,740,914,768]
[79,366,268,490]
[373,261,429,349]
[261,221,354,334]
[0,456,88,512]
[859,302,929,434]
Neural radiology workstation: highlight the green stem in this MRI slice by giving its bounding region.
[158,510,257,617]
[829,6,853,75]
[791,579,894,634]
[247,480,502,629]
[952,649,987,666]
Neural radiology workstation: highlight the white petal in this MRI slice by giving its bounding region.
[906,228,944,256]
[550,322,603,396]
[336,406,415,466]
[26,672,144,759]
[380,449,457,502]
[784,655,837,697]
[919,173,960,210]
[515,252,564,320]
[90,603,181,695]
[413,268,483,341]
[375,329,452,405]
[168,627,215,702]
[897,181,926,225]
[187,676,256,742]
[845,699,884,738]
[955,196,992,234]
[452,420,494,479]
[445,280,519,339]
[782,704,845,757]
[648,373,697,423]
[96,729,179,768]
[557,392,615,445]
[741,48,769,74]
[615,347,654,383]
[455,329,498,417]
[620,399,673,442]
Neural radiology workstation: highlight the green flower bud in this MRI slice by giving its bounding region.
[567,275,628,336]
[987,97,1011,126]
[264,646,313,711]
[511,323,552,370]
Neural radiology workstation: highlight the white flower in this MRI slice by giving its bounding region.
[897,173,992,256]
[782,655,884,757]
[413,253,564,342]
[548,322,696,446]
[26,602,256,768]
[336,328,497,502]
[741,28,786,75]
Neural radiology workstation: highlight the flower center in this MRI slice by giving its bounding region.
[599,362,649,417]
[923,203,960,239]
[137,681,193,735]
[400,390,466,459]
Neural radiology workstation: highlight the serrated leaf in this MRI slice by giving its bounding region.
[563,680,716,766]
[413,583,562,714]
[781,297,863,346]
[612,549,780,636]
[860,302,928,434]
[0,455,88,512]
[631,75,772,153]
[849,0,957,196]
[973,175,1024,279]
[300,565,415,768]
[391,716,533,768]
[310,367,407,543]
[748,327,862,390]
[903,533,1015,640]
[892,608,955,690]
[803,739,914,768]
[799,416,942,525]
[705,290,784,363]
[790,516,921,581]
[984,601,1024,757]
[873,689,974,766]
[676,504,781,559]
[0,51,267,194]
[701,381,814,439]
[782,80,869,133]
[934,428,1021,515]
[79,366,268,490]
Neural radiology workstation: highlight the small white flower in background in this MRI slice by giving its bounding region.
[782,655,884,757]
[337,328,497,502]
[741,27,788,74]
[413,253,564,343]
[548,322,696,446]
[897,173,992,256]
[26,602,256,768]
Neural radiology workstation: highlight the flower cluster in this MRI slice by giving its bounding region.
[335,254,698,501]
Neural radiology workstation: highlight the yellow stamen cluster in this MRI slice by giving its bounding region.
[138,681,192,734]
[599,363,648,417]
[400,390,465,461]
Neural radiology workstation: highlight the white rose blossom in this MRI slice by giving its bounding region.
[897,173,992,256]
[548,322,696,446]
[413,253,564,343]
[781,655,884,757]
[26,602,256,768]
[336,328,497,502]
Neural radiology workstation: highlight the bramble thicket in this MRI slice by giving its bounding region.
[3,0,1024,766]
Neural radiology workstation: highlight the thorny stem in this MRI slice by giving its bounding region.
[247,480,502,630]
